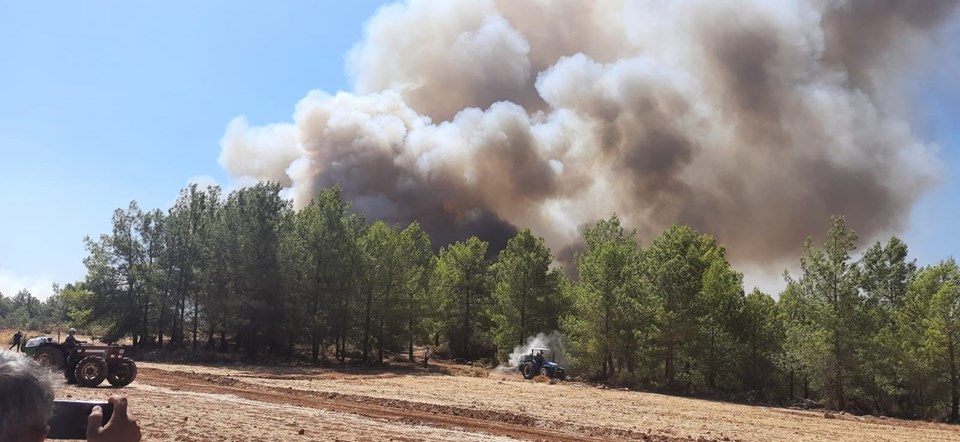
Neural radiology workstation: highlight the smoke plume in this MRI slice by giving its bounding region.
[506,332,570,370]
[493,331,570,375]
[219,0,956,272]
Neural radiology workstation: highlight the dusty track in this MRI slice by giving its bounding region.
[51,361,960,441]
[136,367,665,441]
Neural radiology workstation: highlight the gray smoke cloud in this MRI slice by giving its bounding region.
[492,331,570,376]
[219,0,956,272]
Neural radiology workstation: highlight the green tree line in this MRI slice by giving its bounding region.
[0,286,74,331]
[5,183,958,422]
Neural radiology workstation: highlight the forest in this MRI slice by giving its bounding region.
[1,182,958,422]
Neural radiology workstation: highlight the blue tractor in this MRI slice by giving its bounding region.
[519,347,565,380]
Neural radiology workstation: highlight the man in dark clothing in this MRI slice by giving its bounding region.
[63,328,79,362]
[9,331,23,351]
[63,328,78,348]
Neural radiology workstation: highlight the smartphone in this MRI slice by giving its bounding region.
[47,400,114,440]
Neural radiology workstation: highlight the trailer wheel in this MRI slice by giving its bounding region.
[35,346,64,370]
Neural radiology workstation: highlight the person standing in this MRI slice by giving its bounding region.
[422,346,432,368]
[9,331,23,351]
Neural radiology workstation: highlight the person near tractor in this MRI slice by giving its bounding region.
[9,330,23,351]
[0,350,142,441]
[63,328,78,349]
[62,328,80,365]
[534,350,545,371]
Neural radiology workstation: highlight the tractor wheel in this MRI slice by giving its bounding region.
[540,367,549,378]
[521,363,535,380]
[35,346,65,370]
[74,356,108,387]
[107,358,138,387]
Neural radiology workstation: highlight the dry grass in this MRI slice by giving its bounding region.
[440,364,490,378]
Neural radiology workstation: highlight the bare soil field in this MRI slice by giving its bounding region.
[45,360,959,442]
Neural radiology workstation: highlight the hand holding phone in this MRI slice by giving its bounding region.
[86,395,142,442]
[47,400,113,439]
[47,395,141,441]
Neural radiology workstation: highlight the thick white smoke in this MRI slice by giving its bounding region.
[219,0,957,274]
[505,331,569,370]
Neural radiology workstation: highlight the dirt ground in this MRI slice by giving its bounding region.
[44,360,959,442]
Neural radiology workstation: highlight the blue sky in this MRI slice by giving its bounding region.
[0,2,957,299]
[0,1,390,297]
[900,60,960,268]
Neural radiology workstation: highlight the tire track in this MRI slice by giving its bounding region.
[138,367,684,441]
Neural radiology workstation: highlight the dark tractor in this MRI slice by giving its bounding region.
[518,347,565,381]
[22,337,137,388]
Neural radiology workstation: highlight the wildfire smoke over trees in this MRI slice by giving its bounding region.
[4,183,956,422]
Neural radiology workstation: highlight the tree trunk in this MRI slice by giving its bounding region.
[192,297,199,351]
[408,291,415,361]
[666,341,675,389]
[519,297,526,347]
[206,322,215,350]
[141,293,150,348]
[177,272,187,349]
[378,320,384,365]
[788,370,795,401]
[158,306,166,349]
[835,356,846,410]
[833,328,846,410]
[463,287,471,360]
[362,290,373,363]
[949,338,959,422]
[408,314,415,361]
[607,353,615,379]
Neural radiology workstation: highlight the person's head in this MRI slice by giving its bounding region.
[67,328,76,336]
[0,351,57,442]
